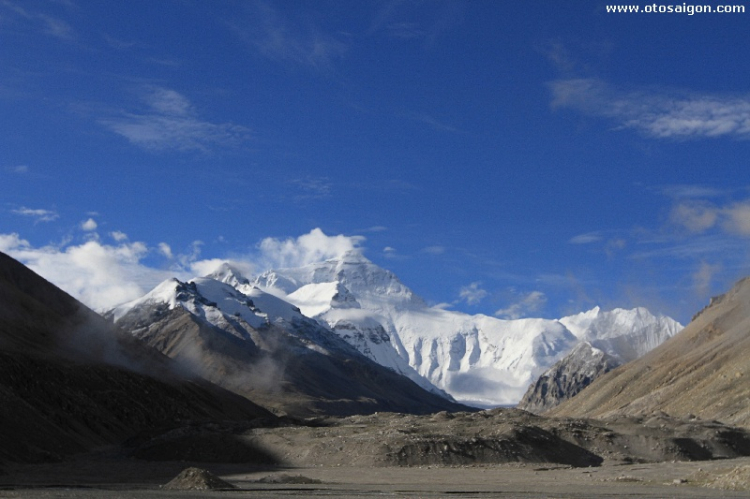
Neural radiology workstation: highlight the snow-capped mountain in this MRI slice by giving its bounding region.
[209,251,682,408]
[560,306,682,362]
[110,276,340,352]
[109,273,466,416]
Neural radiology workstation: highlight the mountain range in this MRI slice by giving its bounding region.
[110,250,682,409]
[109,271,466,416]
[4,246,750,475]
[226,251,682,407]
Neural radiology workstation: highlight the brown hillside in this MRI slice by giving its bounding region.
[550,277,750,427]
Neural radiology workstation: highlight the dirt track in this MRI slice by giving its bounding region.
[0,458,750,499]
[3,457,750,498]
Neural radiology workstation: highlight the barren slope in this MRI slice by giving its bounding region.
[0,251,275,464]
[550,277,750,427]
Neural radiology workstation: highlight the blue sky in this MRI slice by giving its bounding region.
[2,0,750,323]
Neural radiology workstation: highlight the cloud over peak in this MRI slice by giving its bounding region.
[257,228,366,269]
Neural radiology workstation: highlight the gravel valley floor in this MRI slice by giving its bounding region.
[3,454,750,498]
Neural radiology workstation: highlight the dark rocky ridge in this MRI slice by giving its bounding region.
[518,342,621,414]
[0,251,274,464]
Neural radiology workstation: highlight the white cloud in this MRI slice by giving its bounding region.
[81,218,98,231]
[550,78,750,139]
[158,242,173,259]
[11,206,59,223]
[0,228,364,313]
[458,282,488,306]
[100,86,251,152]
[257,228,365,269]
[669,199,750,236]
[188,258,226,277]
[670,201,719,233]
[568,232,603,244]
[110,231,128,242]
[0,233,179,312]
[495,291,547,320]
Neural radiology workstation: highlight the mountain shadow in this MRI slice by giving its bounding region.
[0,251,276,465]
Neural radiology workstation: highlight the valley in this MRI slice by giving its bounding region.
[2,250,750,496]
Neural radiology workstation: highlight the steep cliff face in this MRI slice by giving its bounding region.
[517,342,621,414]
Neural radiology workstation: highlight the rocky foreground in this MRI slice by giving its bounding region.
[122,408,750,468]
[2,410,750,498]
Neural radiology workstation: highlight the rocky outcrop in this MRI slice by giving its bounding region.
[518,342,621,414]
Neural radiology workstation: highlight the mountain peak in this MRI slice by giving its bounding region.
[330,249,370,264]
[207,262,251,287]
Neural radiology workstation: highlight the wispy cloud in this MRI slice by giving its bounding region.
[657,184,727,199]
[568,232,603,244]
[670,199,750,236]
[360,225,388,233]
[3,165,28,174]
[230,1,347,70]
[401,111,463,133]
[550,78,750,139]
[289,176,332,200]
[11,206,59,223]
[368,0,461,46]
[495,290,547,320]
[421,245,446,255]
[100,87,251,152]
[0,1,75,41]
[383,246,407,260]
[630,234,744,260]
[459,281,488,306]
